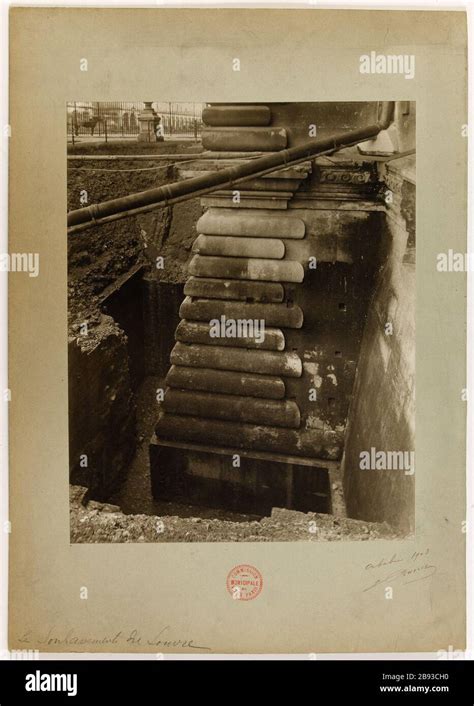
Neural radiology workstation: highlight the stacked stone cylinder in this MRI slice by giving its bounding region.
[156,104,342,459]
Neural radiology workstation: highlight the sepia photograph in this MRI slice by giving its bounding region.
[5,3,469,670]
[67,100,416,544]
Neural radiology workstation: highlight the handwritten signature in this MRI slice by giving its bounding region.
[363,548,437,592]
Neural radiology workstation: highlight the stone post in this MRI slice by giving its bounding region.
[138,102,157,142]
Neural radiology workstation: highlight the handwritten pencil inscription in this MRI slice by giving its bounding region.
[363,548,437,592]
[17,626,211,651]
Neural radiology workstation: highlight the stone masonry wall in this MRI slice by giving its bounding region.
[342,157,415,532]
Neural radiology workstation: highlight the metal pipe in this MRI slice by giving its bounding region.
[68,102,395,234]
[67,152,266,161]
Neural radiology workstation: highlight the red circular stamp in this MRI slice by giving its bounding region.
[226,564,263,601]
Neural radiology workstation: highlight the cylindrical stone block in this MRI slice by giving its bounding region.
[176,320,286,351]
[170,342,302,378]
[163,389,301,429]
[202,105,271,127]
[166,365,286,399]
[192,235,285,259]
[184,277,285,303]
[197,209,305,238]
[188,255,304,283]
[179,297,304,329]
[202,127,287,152]
[156,413,343,458]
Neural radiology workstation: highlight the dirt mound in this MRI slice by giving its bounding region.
[70,485,403,543]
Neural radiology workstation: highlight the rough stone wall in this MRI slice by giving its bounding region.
[342,158,415,532]
[282,209,382,446]
[68,316,136,500]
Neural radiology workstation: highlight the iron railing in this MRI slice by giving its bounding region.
[67,102,203,143]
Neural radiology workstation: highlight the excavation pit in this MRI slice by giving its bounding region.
[68,102,416,539]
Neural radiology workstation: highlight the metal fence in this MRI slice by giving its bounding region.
[67,102,203,143]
